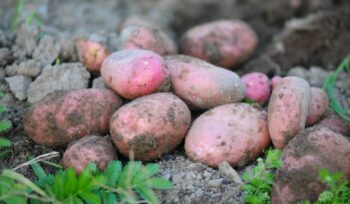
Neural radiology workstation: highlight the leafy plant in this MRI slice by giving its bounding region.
[11,0,43,30]
[241,148,282,204]
[323,53,350,123]
[0,160,172,204]
[0,91,12,158]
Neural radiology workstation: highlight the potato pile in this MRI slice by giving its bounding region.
[23,17,333,173]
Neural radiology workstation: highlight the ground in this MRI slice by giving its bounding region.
[0,0,349,203]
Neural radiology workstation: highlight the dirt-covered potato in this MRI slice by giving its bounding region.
[185,103,270,168]
[24,89,122,146]
[110,93,191,161]
[306,87,329,126]
[268,76,311,149]
[118,25,177,56]
[180,19,257,68]
[165,55,245,110]
[101,49,170,99]
[317,109,350,136]
[75,38,110,72]
[241,72,270,104]
[62,135,117,173]
[272,126,350,203]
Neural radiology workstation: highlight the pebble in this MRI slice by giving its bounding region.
[5,75,32,100]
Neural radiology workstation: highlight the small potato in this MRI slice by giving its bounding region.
[24,89,122,146]
[62,135,117,173]
[241,72,270,104]
[101,49,170,99]
[268,76,311,149]
[110,93,191,161]
[272,126,350,203]
[306,87,329,126]
[180,19,257,68]
[75,38,110,72]
[165,55,245,110]
[185,103,270,168]
[271,76,282,89]
[118,25,177,56]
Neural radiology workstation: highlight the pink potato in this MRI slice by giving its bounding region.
[272,126,350,203]
[75,38,110,72]
[271,76,282,89]
[185,103,270,168]
[118,25,177,56]
[117,15,165,32]
[241,72,271,104]
[110,93,191,161]
[306,87,329,126]
[317,109,350,136]
[23,89,122,146]
[62,135,117,173]
[180,19,258,68]
[165,55,245,110]
[268,76,311,149]
[101,49,170,99]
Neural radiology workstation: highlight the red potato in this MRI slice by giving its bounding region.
[241,72,271,104]
[118,25,177,56]
[180,19,257,68]
[271,76,282,89]
[165,55,245,110]
[23,89,122,146]
[101,49,170,99]
[75,39,110,72]
[317,109,350,136]
[185,103,270,168]
[306,87,329,126]
[110,93,191,161]
[62,135,117,173]
[268,76,311,149]
[272,126,350,203]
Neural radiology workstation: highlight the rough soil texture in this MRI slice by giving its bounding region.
[0,0,350,203]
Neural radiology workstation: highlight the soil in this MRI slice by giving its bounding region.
[0,0,350,203]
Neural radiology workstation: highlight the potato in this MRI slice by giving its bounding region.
[180,19,257,68]
[118,25,177,56]
[117,15,165,32]
[317,109,350,136]
[185,103,270,168]
[101,49,170,99]
[110,93,191,161]
[241,72,271,104]
[306,87,329,126]
[271,76,282,89]
[24,89,122,146]
[75,38,110,72]
[268,76,311,149]
[62,135,117,173]
[272,126,350,203]
[165,55,245,110]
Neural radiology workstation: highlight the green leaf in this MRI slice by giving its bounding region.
[104,160,122,186]
[77,164,95,190]
[52,171,65,200]
[64,168,77,195]
[145,178,173,189]
[136,186,159,204]
[144,164,160,178]
[0,121,12,132]
[101,192,117,204]
[78,191,100,204]
[31,161,47,181]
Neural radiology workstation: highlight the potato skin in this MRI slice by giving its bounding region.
[185,103,270,168]
[62,135,117,173]
[110,93,191,161]
[24,89,122,146]
[272,126,350,203]
[317,109,350,136]
[180,19,257,68]
[119,25,177,56]
[241,72,271,104]
[165,55,245,110]
[101,49,170,99]
[268,76,311,149]
[306,87,329,126]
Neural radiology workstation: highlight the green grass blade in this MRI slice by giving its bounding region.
[30,161,47,181]
[0,137,12,148]
[145,178,173,189]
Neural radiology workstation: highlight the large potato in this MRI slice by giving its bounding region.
[185,103,270,168]
[101,49,170,99]
[165,55,245,110]
[180,19,257,68]
[306,87,329,126]
[24,89,122,146]
[110,93,191,161]
[272,126,350,203]
[62,135,117,173]
[268,76,311,149]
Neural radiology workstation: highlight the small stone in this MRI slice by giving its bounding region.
[208,178,223,187]
[14,24,39,56]
[0,48,11,67]
[5,75,32,100]
[92,76,107,89]
[32,35,60,66]
[5,60,42,77]
[218,161,243,184]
